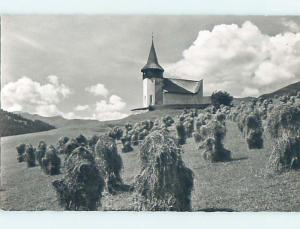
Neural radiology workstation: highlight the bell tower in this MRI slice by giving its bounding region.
[141,36,164,107]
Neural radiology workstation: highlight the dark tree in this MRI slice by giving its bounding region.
[211,91,233,108]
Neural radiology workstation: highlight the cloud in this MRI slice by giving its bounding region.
[1,76,71,116]
[85,83,109,97]
[93,95,127,121]
[281,18,300,33]
[74,104,90,111]
[166,21,300,97]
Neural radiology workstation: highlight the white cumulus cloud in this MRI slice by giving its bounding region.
[281,18,300,33]
[166,21,300,97]
[74,104,90,111]
[85,83,109,97]
[92,95,127,121]
[1,76,71,116]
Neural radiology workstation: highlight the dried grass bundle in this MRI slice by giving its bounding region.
[41,145,61,175]
[25,144,36,167]
[16,143,26,162]
[94,135,123,193]
[268,136,300,173]
[267,104,300,139]
[135,130,194,211]
[35,141,47,166]
[52,146,104,210]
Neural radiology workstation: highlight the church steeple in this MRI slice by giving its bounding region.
[141,35,164,79]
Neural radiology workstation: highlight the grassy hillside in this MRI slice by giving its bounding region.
[260,80,300,99]
[1,114,299,211]
[16,112,102,129]
[0,109,55,137]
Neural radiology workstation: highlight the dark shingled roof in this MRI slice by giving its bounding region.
[141,40,164,72]
[163,78,202,94]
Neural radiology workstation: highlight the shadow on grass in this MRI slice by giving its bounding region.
[198,207,236,212]
[230,156,248,162]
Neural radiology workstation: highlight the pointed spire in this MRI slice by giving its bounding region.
[141,35,164,72]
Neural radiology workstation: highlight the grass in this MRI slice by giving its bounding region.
[1,116,300,211]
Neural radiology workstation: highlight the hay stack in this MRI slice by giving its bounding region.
[135,130,194,211]
[41,145,61,175]
[192,132,202,143]
[62,139,79,156]
[200,120,231,162]
[176,121,187,145]
[94,135,123,193]
[245,113,263,149]
[267,136,300,173]
[162,116,175,127]
[16,143,26,162]
[267,104,300,139]
[108,127,123,140]
[88,135,99,149]
[35,141,47,166]
[52,146,104,210]
[57,136,69,154]
[24,144,36,167]
[76,134,88,146]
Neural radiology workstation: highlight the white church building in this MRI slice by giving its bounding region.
[141,38,208,109]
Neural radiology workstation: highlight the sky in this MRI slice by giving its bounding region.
[2,15,300,120]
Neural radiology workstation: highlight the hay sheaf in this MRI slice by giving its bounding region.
[16,143,26,162]
[35,141,47,166]
[199,120,231,162]
[267,136,300,173]
[24,144,36,167]
[245,113,264,149]
[135,130,194,211]
[267,104,300,139]
[52,146,104,210]
[94,135,123,193]
[41,145,61,175]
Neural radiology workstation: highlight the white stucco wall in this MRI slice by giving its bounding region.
[163,92,209,105]
[143,78,155,107]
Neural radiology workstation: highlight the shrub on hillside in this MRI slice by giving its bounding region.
[52,146,104,210]
[135,130,194,211]
[94,135,123,193]
[211,90,233,108]
[41,145,61,175]
[16,143,26,162]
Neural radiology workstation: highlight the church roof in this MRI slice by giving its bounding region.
[141,40,164,72]
[163,78,202,94]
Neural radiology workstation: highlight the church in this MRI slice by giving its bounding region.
[141,38,208,109]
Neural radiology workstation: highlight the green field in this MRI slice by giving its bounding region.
[1,111,300,211]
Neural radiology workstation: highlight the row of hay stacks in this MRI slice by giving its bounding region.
[229,94,300,173]
[14,93,300,210]
[15,114,194,211]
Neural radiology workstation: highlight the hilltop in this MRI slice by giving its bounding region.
[260,80,300,99]
[0,109,55,137]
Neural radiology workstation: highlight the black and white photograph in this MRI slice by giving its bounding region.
[1,14,300,213]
